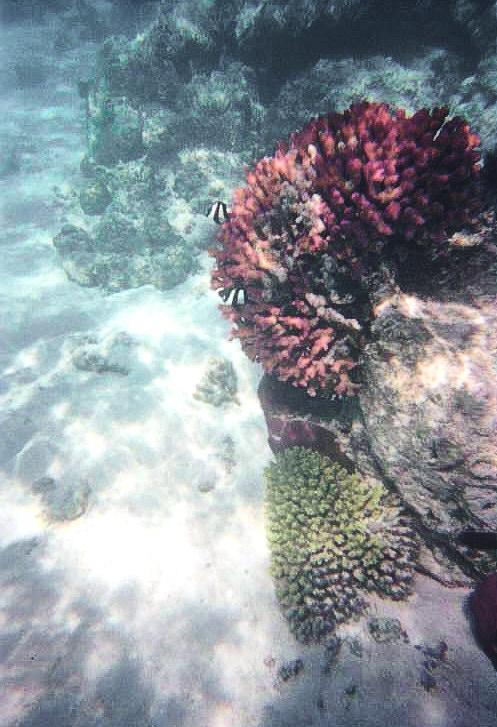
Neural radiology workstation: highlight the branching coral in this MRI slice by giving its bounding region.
[210,101,481,396]
[265,447,418,643]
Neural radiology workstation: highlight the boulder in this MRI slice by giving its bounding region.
[258,246,497,585]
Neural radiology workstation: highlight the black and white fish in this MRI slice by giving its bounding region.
[206,200,230,224]
[219,286,247,306]
[457,530,497,550]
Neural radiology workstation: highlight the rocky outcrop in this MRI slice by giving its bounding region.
[53,0,497,293]
[259,246,497,586]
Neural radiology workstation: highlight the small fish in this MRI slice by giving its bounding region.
[217,286,248,306]
[457,531,497,550]
[206,200,230,224]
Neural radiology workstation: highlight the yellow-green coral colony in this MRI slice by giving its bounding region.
[265,448,418,643]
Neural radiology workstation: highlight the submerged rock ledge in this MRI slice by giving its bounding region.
[259,246,497,587]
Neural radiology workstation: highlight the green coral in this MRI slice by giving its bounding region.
[265,448,417,643]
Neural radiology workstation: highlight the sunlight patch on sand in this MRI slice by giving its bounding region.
[63,418,108,460]
[0,484,43,548]
[54,504,203,595]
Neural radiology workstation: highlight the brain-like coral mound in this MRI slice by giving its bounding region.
[210,101,482,396]
[265,447,418,643]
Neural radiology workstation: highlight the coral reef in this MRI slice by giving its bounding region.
[211,101,481,396]
[265,447,417,643]
[266,51,462,146]
[258,243,497,586]
[53,6,262,293]
[53,0,497,295]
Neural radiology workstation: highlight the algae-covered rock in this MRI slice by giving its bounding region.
[142,106,178,158]
[54,152,205,292]
[94,211,146,254]
[32,476,91,523]
[234,0,370,57]
[361,283,497,560]
[265,447,417,643]
[172,62,266,153]
[87,94,144,166]
[79,178,112,215]
[172,147,243,217]
[53,216,196,291]
[277,658,304,683]
[194,357,239,407]
[453,0,497,52]
[266,50,461,147]
[53,225,102,287]
[53,224,95,255]
[70,331,135,375]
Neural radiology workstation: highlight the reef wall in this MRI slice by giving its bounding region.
[54,0,497,291]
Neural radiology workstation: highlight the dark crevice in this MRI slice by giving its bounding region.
[224,2,482,103]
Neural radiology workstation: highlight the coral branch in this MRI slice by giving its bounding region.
[210,101,482,396]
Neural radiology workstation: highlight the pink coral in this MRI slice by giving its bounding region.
[210,101,481,396]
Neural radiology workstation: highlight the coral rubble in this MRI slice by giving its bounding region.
[194,357,239,407]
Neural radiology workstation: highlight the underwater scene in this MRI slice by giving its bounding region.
[1,0,497,725]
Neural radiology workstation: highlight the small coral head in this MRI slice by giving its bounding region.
[210,101,482,396]
[265,447,418,643]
